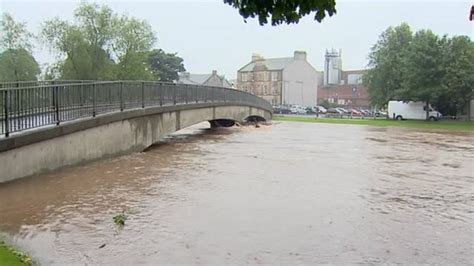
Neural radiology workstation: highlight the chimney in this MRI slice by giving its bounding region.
[252,53,263,62]
[294,50,307,60]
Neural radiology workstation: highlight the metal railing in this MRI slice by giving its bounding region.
[0,80,272,137]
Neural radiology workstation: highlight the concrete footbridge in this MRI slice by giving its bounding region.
[0,80,273,183]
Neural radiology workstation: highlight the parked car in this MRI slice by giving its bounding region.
[374,110,388,117]
[327,108,344,114]
[360,109,372,116]
[336,107,350,114]
[290,106,307,114]
[315,106,327,113]
[272,105,281,114]
[280,106,291,114]
[349,108,362,116]
[306,107,317,114]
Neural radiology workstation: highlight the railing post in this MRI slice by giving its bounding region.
[80,84,84,106]
[141,82,145,108]
[159,84,163,106]
[4,90,9,137]
[173,86,176,105]
[185,86,188,104]
[54,85,60,125]
[92,83,96,117]
[195,86,198,103]
[120,81,124,111]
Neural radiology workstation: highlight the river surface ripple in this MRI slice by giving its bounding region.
[0,121,473,265]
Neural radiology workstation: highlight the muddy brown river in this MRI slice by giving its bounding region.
[0,121,473,265]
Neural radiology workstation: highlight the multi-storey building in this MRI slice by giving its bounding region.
[236,51,320,106]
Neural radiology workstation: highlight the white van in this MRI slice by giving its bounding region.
[388,101,442,121]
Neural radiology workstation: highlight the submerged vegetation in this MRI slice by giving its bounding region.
[113,210,128,228]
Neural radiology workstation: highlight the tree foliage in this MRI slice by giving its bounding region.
[0,49,40,81]
[147,49,186,82]
[2,3,187,83]
[363,23,412,107]
[364,23,474,118]
[41,2,157,81]
[0,13,40,81]
[438,36,474,116]
[399,30,445,119]
[224,0,336,25]
[0,13,34,51]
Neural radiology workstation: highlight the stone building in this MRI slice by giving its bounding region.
[178,70,231,88]
[236,51,320,106]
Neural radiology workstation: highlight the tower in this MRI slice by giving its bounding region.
[323,49,342,86]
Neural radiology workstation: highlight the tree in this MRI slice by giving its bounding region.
[224,0,336,25]
[438,36,474,118]
[363,23,412,108]
[147,49,185,82]
[0,49,40,81]
[364,24,473,119]
[398,30,445,120]
[113,16,156,80]
[41,3,117,80]
[0,13,33,51]
[41,2,156,81]
[0,13,40,81]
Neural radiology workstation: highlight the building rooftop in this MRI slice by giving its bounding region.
[238,57,294,72]
[178,71,232,88]
[178,73,212,85]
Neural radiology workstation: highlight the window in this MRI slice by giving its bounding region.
[271,72,278,81]
[241,73,247,82]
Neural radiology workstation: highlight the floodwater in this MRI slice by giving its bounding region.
[0,121,473,265]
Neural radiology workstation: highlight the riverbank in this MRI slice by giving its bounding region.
[0,241,31,266]
[273,115,474,131]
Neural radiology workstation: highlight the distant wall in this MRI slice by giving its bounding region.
[282,60,319,106]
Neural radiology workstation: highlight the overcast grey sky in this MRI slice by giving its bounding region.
[1,0,473,79]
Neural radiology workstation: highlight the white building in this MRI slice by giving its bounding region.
[323,49,342,86]
[237,51,320,106]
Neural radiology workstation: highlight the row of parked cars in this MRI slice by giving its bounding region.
[273,105,388,117]
[326,107,387,117]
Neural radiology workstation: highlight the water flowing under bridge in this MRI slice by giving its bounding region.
[0,80,273,183]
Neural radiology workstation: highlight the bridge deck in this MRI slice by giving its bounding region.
[0,81,272,137]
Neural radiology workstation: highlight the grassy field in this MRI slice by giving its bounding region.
[273,115,474,131]
[0,241,30,266]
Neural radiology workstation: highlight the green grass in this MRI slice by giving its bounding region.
[273,115,474,131]
[0,241,30,266]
